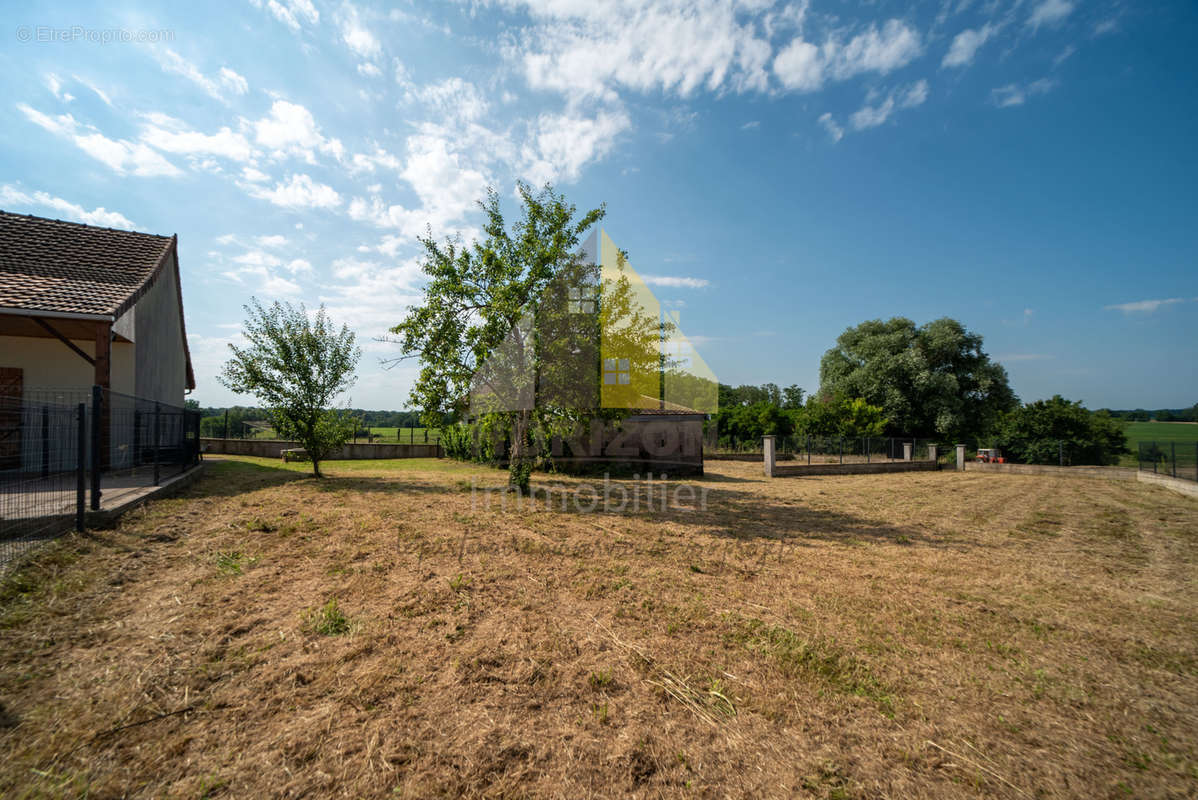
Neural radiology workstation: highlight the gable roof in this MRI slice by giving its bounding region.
[0,211,175,317]
[0,211,195,390]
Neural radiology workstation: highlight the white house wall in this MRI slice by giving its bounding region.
[0,335,135,471]
[133,253,187,407]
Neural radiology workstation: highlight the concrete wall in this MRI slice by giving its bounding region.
[772,461,940,477]
[963,462,1137,481]
[1137,471,1198,499]
[132,255,188,407]
[202,438,442,460]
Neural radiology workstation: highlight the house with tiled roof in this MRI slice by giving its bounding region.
[0,210,195,414]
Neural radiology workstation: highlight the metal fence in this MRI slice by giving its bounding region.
[1138,441,1198,483]
[0,386,201,567]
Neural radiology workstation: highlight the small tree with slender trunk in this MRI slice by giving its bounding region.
[220,299,361,478]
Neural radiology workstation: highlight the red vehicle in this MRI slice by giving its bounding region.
[976,448,1005,464]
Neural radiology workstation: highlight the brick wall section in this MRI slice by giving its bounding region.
[963,462,1136,480]
[201,438,442,460]
[772,461,940,477]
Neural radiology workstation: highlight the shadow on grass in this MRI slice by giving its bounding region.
[188,457,939,548]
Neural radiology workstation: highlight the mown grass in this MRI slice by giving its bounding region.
[0,457,1195,798]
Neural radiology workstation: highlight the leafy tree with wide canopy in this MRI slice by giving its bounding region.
[220,299,361,477]
[995,395,1129,465]
[818,317,1017,439]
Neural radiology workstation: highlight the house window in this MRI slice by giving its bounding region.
[603,358,630,385]
[568,285,596,314]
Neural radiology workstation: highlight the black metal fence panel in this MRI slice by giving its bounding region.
[1138,441,1198,483]
[0,386,200,568]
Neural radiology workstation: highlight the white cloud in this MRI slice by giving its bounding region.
[349,129,491,244]
[411,77,489,125]
[0,184,136,229]
[817,112,844,142]
[775,19,922,92]
[511,0,772,99]
[242,166,270,182]
[219,67,250,96]
[741,120,760,130]
[850,80,928,130]
[1104,298,1188,314]
[521,108,631,185]
[942,24,997,68]
[255,0,320,30]
[139,114,254,162]
[154,49,248,102]
[639,275,710,288]
[357,62,383,78]
[250,100,343,163]
[247,173,342,209]
[1028,0,1075,30]
[17,103,182,177]
[45,73,74,102]
[72,75,113,106]
[991,78,1056,107]
[340,3,381,61]
[256,234,288,248]
[774,39,822,91]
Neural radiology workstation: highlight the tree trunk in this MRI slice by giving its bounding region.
[312,457,323,478]
[508,410,531,495]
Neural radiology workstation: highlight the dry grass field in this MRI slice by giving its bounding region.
[1,456,1196,799]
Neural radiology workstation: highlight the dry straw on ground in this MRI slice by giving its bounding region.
[1,456,1195,798]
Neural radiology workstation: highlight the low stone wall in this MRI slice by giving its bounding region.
[963,462,1136,481]
[1137,471,1198,499]
[772,461,940,477]
[201,438,442,460]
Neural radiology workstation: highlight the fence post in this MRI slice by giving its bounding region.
[153,402,161,486]
[865,437,870,463]
[90,386,101,511]
[928,445,938,464]
[903,441,912,462]
[40,405,49,478]
[956,444,966,472]
[76,403,86,531]
[763,435,776,478]
[1171,442,1176,478]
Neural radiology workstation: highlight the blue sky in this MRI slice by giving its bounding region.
[2,0,1195,410]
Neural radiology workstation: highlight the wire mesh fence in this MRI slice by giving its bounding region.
[776,436,940,464]
[1138,441,1198,483]
[0,386,201,568]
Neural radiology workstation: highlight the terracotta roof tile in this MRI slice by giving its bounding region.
[0,211,174,316]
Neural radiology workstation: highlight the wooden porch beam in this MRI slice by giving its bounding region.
[31,317,95,366]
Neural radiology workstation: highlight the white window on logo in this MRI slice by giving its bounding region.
[603,357,630,385]
[568,285,596,314]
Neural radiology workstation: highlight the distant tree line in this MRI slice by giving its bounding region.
[713,316,1134,465]
[1101,404,1198,422]
[196,405,425,438]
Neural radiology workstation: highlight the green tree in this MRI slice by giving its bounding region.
[818,317,1017,439]
[389,183,604,494]
[995,396,1129,466]
[219,299,361,478]
[793,396,888,437]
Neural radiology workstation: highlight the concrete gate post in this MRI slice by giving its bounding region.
[928,445,938,464]
[956,444,966,471]
[903,442,912,462]
[763,435,776,478]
